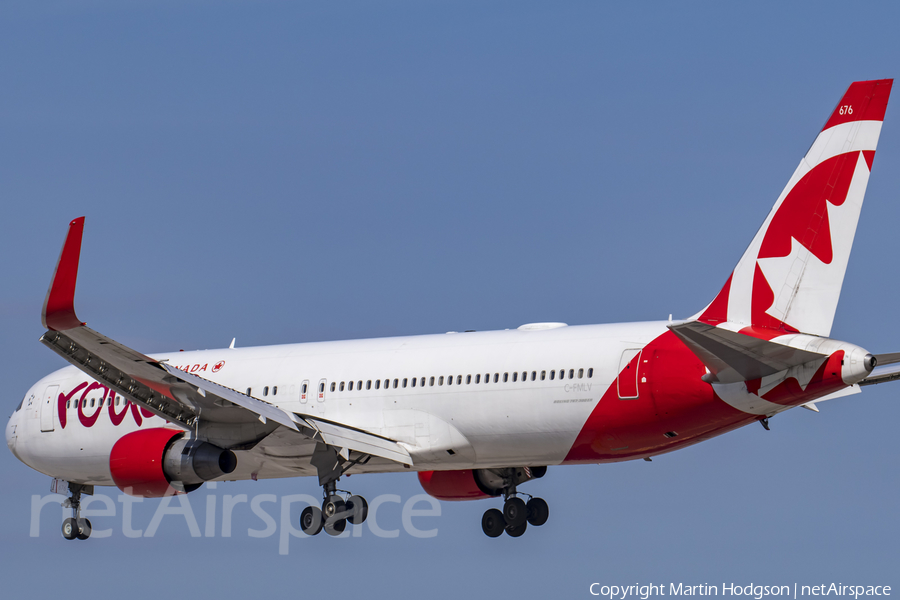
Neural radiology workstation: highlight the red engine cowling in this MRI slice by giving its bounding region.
[417,470,500,501]
[110,428,238,498]
[110,428,184,497]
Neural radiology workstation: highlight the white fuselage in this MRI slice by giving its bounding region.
[8,321,671,486]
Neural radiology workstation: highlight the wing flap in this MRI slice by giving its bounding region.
[162,364,298,431]
[298,416,413,466]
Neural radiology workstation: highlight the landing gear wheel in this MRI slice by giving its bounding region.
[322,495,345,520]
[324,518,346,537]
[346,495,368,525]
[526,497,549,526]
[503,497,527,527]
[300,506,323,536]
[506,521,527,537]
[482,508,506,538]
[62,518,77,540]
[75,518,92,540]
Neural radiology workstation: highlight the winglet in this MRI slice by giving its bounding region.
[41,217,86,331]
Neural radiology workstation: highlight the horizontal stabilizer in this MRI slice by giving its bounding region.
[668,321,826,383]
[859,354,900,386]
[873,352,900,367]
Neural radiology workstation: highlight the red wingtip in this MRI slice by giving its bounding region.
[41,217,86,331]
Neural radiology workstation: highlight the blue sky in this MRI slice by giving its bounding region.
[2,2,899,598]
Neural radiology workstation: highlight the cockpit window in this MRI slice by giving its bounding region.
[15,398,23,412]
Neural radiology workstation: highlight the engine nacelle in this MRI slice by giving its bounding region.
[418,466,546,501]
[109,428,237,498]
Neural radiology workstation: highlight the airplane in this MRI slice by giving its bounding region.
[6,79,898,541]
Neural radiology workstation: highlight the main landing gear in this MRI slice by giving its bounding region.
[300,443,370,537]
[300,479,369,537]
[57,480,93,541]
[480,467,550,538]
[482,495,549,538]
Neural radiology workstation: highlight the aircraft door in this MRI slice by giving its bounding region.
[300,380,310,404]
[617,349,641,399]
[40,384,58,432]
[317,379,327,415]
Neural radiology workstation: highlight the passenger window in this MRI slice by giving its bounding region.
[578,368,584,379]
[66,400,70,409]
[319,383,325,393]
[588,368,593,378]
[116,398,121,406]
[247,388,252,395]
[375,380,381,390]
[348,381,353,391]
[358,380,362,390]
[550,370,555,380]
[367,380,372,390]
[264,386,269,396]
[90,398,95,407]
[392,379,398,389]
[411,377,416,388]
[512,372,518,382]
[503,373,508,383]
[420,377,425,387]
[330,382,336,392]
[493,373,499,383]
[273,386,278,395]
[384,379,390,389]
[403,378,408,388]
[466,375,471,384]
[447,375,453,386]
[569,369,575,379]
[541,370,546,381]
[429,376,435,386]
[531,371,536,381]
[475,374,481,384]
[302,383,308,394]
[439,376,444,386]
[457,375,462,385]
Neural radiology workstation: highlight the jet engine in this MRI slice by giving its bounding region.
[418,466,546,501]
[109,428,237,497]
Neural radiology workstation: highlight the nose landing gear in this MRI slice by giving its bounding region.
[56,480,93,541]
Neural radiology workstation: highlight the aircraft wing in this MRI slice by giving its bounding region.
[39,218,414,467]
[668,321,827,383]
